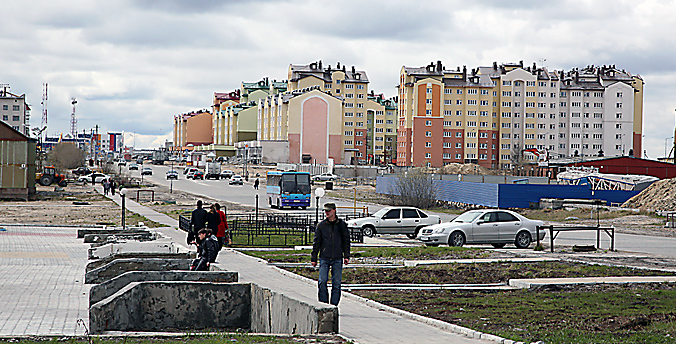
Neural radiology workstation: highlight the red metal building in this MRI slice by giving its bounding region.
[566,156,676,179]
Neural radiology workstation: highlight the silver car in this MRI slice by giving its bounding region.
[418,209,545,248]
[347,206,441,239]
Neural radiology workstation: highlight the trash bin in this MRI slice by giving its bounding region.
[325,181,333,190]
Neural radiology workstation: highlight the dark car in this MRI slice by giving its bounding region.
[220,170,234,179]
[71,167,92,176]
[188,170,204,180]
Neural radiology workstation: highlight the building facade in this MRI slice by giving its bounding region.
[397,61,644,168]
[0,87,30,137]
[173,110,212,152]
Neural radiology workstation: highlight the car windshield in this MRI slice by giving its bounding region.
[452,211,483,223]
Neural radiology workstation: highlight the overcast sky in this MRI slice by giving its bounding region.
[3,0,676,159]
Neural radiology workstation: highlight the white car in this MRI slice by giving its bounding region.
[347,206,441,239]
[229,175,243,185]
[78,173,110,184]
[313,173,338,181]
[418,209,546,249]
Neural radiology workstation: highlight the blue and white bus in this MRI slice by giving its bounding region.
[266,171,311,209]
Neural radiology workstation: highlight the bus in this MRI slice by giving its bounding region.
[266,171,311,209]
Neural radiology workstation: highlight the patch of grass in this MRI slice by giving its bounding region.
[356,285,676,343]
[517,208,640,222]
[289,261,675,285]
[125,213,163,228]
[242,246,488,263]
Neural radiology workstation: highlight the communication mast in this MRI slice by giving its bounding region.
[70,97,77,137]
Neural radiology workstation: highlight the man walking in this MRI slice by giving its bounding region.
[188,200,208,246]
[311,202,350,306]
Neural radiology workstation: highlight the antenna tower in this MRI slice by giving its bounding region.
[70,97,78,137]
[41,83,48,129]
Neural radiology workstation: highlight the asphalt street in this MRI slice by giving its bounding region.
[131,163,676,258]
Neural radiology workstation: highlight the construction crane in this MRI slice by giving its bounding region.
[70,97,77,137]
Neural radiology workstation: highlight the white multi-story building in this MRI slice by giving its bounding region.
[398,61,644,169]
[0,87,30,137]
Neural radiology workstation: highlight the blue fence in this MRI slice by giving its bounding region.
[377,176,641,209]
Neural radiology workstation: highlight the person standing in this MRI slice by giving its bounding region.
[311,202,350,306]
[253,178,259,190]
[188,200,208,246]
[214,203,229,248]
[206,204,221,247]
[103,179,110,195]
[110,179,116,195]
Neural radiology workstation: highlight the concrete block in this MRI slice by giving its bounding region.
[89,270,239,305]
[250,284,338,334]
[88,239,182,260]
[78,227,150,238]
[85,258,192,284]
[86,252,195,273]
[90,281,251,333]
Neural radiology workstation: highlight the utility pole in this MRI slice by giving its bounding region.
[41,83,48,153]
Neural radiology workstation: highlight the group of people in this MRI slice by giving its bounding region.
[187,200,230,271]
[184,199,351,307]
[102,178,116,195]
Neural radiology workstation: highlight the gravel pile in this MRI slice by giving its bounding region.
[623,178,676,211]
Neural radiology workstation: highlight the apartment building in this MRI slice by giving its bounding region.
[258,60,397,164]
[172,109,212,151]
[0,87,30,137]
[211,90,240,145]
[397,60,643,169]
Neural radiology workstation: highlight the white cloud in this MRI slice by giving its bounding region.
[3,0,676,160]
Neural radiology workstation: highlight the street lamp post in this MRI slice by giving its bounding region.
[170,159,174,193]
[315,187,325,226]
[120,188,128,228]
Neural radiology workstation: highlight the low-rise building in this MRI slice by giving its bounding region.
[0,86,31,137]
[0,121,37,199]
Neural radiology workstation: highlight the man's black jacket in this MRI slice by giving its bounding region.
[188,207,208,245]
[311,217,350,262]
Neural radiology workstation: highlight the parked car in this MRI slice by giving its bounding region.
[313,173,338,181]
[166,170,179,180]
[220,170,234,179]
[417,209,545,249]
[346,206,441,239]
[141,167,153,176]
[71,166,92,176]
[187,170,204,180]
[128,163,139,170]
[229,175,243,185]
[78,173,109,184]
[183,166,198,175]
[117,160,127,166]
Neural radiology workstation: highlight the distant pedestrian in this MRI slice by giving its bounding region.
[110,180,116,195]
[91,173,96,185]
[188,200,208,246]
[311,202,350,306]
[253,178,259,190]
[103,179,110,195]
[214,203,229,248]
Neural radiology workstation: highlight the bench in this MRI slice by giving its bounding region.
[537,225,615,252]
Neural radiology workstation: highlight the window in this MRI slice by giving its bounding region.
[456,100,462,105]
[425,153,431,158]
[456,142,462,148]
[525,123,535,129]
[502,112,511,118]
[443,153,452,159]
[479,132,488,138]
[357,84,364,89]
[345,103,354,108]
[444,99,452,105]
[467,131,477,138]
[468,89,477,95]
[571,91,581,97]
[12,115,20,121]
[467,121,477,127]
[481,89,489,95]
[571,123,580,128]
[467,111,476,116]
[425,131,432,137]
[502,101,511,107]
[456,132,462,137]
[480,111,488,116]
[456,121,462,127]
[345,131,353,136]
[594,113,603,118]
[345,121,353,127]
[479,143,488,149]
[444,88,453,94]
[2,115,7,120]
[357,94,364,99]
[443,121,452,127]
[375,128,384,133]
[345,112,353,117]
[426,120,432,126]
[376,119,384,124]
[356,141,363,145]
[538,81,546,87]
[426,99,433,104]
[501,123,511,128]
[514,102,521,107]
[480,100,489,106]
[503,91,512,97]
[456,110,462,116]
[346,93,354,99]
[2,105,7,110]
[444,110,453,116]
[356,122,364,127]
[468,99,477,105]
[616,123,622,129]
[344,140,353,145]
[593,123,603,129]
[457,89,463,94]
[594,103,603,108]
[616,113,622,119]
[571,133,580,138]
[12,105,20,111]
[502,133,510,139]
[502,80,511,86]
[616,103,623,108]
[443,131,452,137]
[356,103,364,108]
[501,144,511,149]
[425,142,432,148]
[526,112,535,118]
[527,81,535,87]
[443,142,452,148]
[426,110,432,115]
[593,134,603,139]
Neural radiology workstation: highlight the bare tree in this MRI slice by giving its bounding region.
[47,143,85,170]
[388,168,438,209]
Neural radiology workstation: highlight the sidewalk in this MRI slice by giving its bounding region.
[101,187,495,343]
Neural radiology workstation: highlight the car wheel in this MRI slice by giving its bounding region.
[362,226,376,238]
[406,227,421,239]
[515,231,532,249]
[448,231,466,247]
[491,243,506,249]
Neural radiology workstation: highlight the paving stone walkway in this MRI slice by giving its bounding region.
[0,225,90,335]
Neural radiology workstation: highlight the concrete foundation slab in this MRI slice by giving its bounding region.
[85,258,192,284]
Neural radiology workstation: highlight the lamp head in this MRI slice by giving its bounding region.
[120,188,128,196]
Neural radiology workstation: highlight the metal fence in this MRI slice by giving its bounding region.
[178,212,366,247]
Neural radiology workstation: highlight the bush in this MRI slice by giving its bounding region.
[388,168,437,209]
